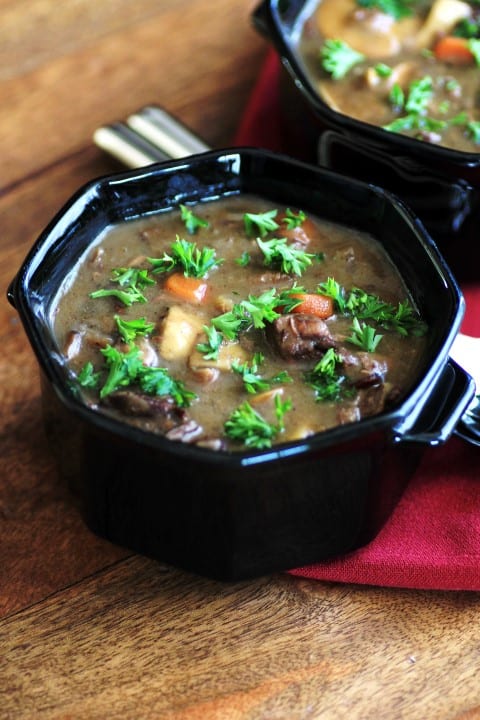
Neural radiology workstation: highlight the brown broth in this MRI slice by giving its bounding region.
[52,194,427,451]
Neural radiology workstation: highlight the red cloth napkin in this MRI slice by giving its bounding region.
[234,51,480,591]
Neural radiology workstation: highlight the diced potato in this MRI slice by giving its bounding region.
[189,341,248,372]
[158,305,205,361]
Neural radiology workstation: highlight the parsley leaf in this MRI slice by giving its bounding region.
[77,361,100,389]
[100,344,143,397]
[304,348,352,402]
[282,208,307,229]
[115,315,155,343]
[232,352,292,394]
[98,344,196,406]
[224,395,292,449]
[179,204,209,234]
[317,279,427,336]
[148,236,221,278]
[90,267,155,307]
[348,317,383,352]
[196,325,224,360]
[244,210,279,237]
[321,39,365,80]
[137,367,197,407]
[256,237,316,276]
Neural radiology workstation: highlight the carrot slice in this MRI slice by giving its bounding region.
[164,273,209,304]
[289,293,334,319]
[434,36,475,65]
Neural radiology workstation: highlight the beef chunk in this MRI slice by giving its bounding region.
[339,349,387,388]
[269,313,336,360]
[101,391,202,442]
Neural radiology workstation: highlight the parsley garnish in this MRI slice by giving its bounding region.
[197,287,306,359]
[100,344,143,397]
[232,352,292,394]
[77,361,100,389]
[256,237,316,276]
[90,267,155,307]
[148,236,221,278]
[196,325,224,360]
[348,317,383,352]
[115,315,155,343]
[244,210,280,237]
[356,0,413,20]
[179,204,209,234]
[317,278,427,336]
[235,251,251,267]
[98,344,196,406]
[283,208,307,229]
[304,348,351,402]
[224,395,292,449]
[137,367,197,407]
[321,39,365,80]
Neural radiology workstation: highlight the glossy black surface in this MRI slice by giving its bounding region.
[7,149,474,579]
[253,0,480,282]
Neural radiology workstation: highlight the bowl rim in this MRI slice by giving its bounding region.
[9,147,465,466]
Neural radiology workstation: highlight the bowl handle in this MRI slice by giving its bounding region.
[318,129,473,241]
[394,359,475,446]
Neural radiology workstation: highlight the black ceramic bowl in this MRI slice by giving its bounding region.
[253,0,480,282]
[7,149,474,580]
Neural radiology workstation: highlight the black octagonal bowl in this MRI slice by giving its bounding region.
[253,0,480,282]
[7,149,474,580]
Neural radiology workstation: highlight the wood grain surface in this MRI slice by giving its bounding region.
[1,1,480,718]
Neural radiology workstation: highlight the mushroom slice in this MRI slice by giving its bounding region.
[316,0,421,59]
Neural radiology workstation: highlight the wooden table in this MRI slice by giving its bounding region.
[1,1,480,718]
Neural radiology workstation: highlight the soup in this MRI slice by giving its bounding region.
[299,0,480,152]
[52,194,427,451]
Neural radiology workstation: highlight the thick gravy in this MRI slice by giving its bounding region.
[52,194,427,451]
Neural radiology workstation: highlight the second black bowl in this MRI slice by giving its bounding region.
[253,0,480,282]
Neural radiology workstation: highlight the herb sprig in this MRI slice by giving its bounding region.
[224,395,292,449]
[92,344,196,405]
[232,352,292,394]
[256,236,316,276]
[179,204,209,234]
[90,267,155,307]
[148,236,221,278]
[321,39,365,80]
[304,348,352,402]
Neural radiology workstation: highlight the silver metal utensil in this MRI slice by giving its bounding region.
[93,105,480,445]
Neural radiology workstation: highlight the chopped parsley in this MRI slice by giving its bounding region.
[304,348,352,402]
[197,287,306,359]
[77,361,100,389]
[224,395,292,449]
[256,237,316,276]
[321,39,365,80]
[148,236,221,278]
[348,317,383,352]
[115,315,155,343]
[90,267,155,307]
[179,204,209,234]
[317,278,427,336]
[98,343,196,406]
[232,352,292,394]
[244,210,279,237]
[283,208,307,229]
